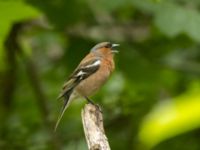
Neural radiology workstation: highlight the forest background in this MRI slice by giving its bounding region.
[1,0,200,149]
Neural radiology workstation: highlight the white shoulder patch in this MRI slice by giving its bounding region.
[85,60,101,68]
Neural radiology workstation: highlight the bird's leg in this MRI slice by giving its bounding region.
[84,96,102,113]
[85,96,95,105]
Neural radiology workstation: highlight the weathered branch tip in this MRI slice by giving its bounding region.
[82,103,111,150]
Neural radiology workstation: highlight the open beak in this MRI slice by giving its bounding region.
[111,43,120,53]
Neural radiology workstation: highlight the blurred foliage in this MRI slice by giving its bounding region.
[0,0,40,71]
[139,82,200,148]
[0,0,200,150]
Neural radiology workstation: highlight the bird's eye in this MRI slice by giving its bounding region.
[104,43,112,48]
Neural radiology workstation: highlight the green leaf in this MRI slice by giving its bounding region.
[131,0,200,42]
[0,1,40,71]
[139,82,200,147]
[155,3,200,42]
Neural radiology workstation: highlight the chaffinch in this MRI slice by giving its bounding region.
[55,42,119,130]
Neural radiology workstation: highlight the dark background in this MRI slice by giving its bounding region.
[0,0,200,149]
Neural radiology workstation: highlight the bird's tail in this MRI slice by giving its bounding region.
[54,93,73,132]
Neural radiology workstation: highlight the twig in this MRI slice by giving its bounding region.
[2,23,22,110]
[8,21,62,150]
[82,103,111,150]
[66,24,150,42]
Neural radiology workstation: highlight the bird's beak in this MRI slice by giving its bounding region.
[111,43,120,53]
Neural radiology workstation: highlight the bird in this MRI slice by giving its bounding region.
[54,42,119,131]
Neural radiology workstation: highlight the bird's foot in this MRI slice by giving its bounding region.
[84,96,102,113]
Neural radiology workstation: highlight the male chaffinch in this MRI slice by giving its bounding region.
[55,42,119,130]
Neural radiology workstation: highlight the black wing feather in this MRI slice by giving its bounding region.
[57,59,100,100]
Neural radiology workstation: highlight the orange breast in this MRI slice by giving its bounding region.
[75,58,114,97]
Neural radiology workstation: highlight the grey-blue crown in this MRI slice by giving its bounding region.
[91,42,112,52]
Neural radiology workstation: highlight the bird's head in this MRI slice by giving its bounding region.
[90,42,119,56]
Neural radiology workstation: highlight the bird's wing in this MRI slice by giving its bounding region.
[57,58,101,100]
[54,58,101,131]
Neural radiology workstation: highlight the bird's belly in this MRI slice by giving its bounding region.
[76,68,111,97]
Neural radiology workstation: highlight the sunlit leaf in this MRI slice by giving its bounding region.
[139,82,200,147]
